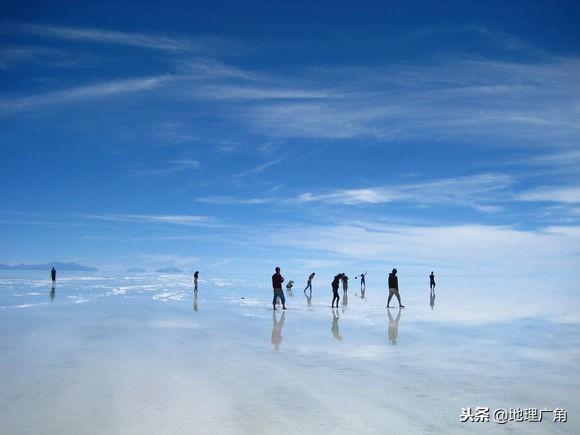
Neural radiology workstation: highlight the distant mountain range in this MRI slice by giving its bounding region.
[127,267,147,273]
[0,262,98,271]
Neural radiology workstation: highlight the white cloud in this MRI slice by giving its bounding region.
[197,196,274,205]
[517,186,580,204]
[81,213,214,226]
[7,23,194,51]
[295,173,514,211]
[129,160,200,176]
[0,76,172,114]
[262,221,580,278]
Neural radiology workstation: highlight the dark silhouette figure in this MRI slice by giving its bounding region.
[356,272,367,291]
[331,273,342,308]
[341,274,349,292]
[193,271,199,292]
[271,310,285,351]
[304,272,315,293]
[272,266,287,310]
[193,289,198,311]
[50,267,56,285]
[429,288,435,310]
[331,308,343,340]
[387,268,404,308]
[429,271,436,290]
[50,286,55,303]
[388,307,402,345]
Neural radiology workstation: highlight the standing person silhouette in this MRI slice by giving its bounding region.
[387,268,405,308]
[356,272,367,291]
[272,267,286,310]
[304,272,315,293]
[50,267,56,287]
[429,271,436,290]
[331,274,342,308]
[193,271,199,292]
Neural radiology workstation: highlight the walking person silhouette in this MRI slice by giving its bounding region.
[387,268,404,308]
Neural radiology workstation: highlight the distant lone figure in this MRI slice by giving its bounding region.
[341,274,349,292]
[304,272,315,293]
[331,273,342,308]
[272,267,287,310]
[193,271,199,292]
[286,280,294,291]
[429,271,436,290]
[50,267,56,286]
[387,268,404,308]
[356,272,367,291]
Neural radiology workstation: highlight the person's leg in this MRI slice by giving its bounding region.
[273,291,278,309]
[395,291,404,308]
[387,291,393,307]
[280,290,286,309]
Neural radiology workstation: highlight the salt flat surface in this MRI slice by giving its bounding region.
[0,272,578,434]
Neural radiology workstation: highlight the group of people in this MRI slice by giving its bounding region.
[272,267,436,310]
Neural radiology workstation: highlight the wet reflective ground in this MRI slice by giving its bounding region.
[1,272,578,434]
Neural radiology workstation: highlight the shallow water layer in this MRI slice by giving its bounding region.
[1,272,578,434]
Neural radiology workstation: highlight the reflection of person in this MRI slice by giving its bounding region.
[271,310,285,351]
[387,268,404,308]
[429,288,435,310]
[304,273,315,293]
[50,286,56,303]
[50,267,56,285]
[342,274,349,292]
[305,289,312,306]
[331,274,342,308]
[356,272,367,291]
[387,308,402,345]
[357,287,367,301]
[193,271,199,292]
[429,271,436,290]
[272,267,287,310]
[331,308,343,340]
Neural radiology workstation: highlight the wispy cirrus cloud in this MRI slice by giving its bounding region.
[0,75,172,115]
[224,58,580,144]
[197,173,515,212]
[197,196,274,205]
[296,173,514,212]
[129,160,200,176]
[517,186,580,204]
[262,220,580,275]
[6,23,195,52]
[80,213,215,226]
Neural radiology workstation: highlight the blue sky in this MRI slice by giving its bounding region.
[1,1,579,284]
